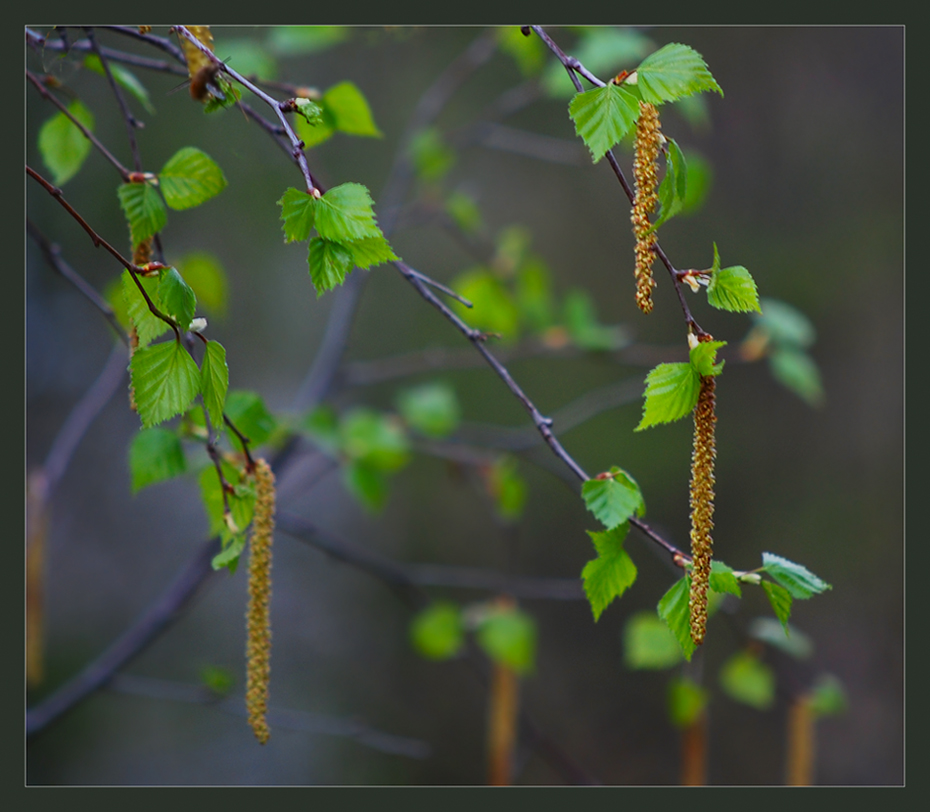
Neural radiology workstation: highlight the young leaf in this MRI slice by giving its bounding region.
[709,559,742,598]
[563,288,626,350]
[582,467,645,529]
[486,456,528,522]
[200,340,229,428]
[657,575,696,661]
[475,606,537,675]
[322,81,382,137]
[497,26,546,77]
[278,187,317,243]
[569,83,640,163]
[769,348,825,407]
[452,269,520,340]
[667,676,708,728]
[84,55,155,113]
[295,102,336,148]
[623,611,682,670]
[515,257,554,332]
[199,460,256,541]
[582,524,638,621]
[409,128,456,182]
[176,252,229,317]
[159,147,227,210]
[747,617,813,659]
[211,534,247,572]
[761,553,832,599]
[122,270,169,347]
[635,42,723,106]
[808,674,848,718]
[410,603,465,661]
[343,459,389,512]
[128,428,186,493]
[37,99,95,185]
[651,137,688,231]
[130,340,202,428]
[117,181,168,247]
[754,298,816,348]
[396,381,461,439]
[689,339,727,377]
[267,25,349,56]
[308,237,355,296]
[313,182,383,242]
[719,650,775,711]
[706,244,761,315]
[157,267,197,330]
[345,235,399,270]
[224,390,277,451]
[762,580,793,632]
[635,362,700,431]
[339,408,410,471]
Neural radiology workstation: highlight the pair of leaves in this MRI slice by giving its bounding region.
[130,338,228,430]
[635,341,726,431]
[570,42,723,162]
[118,147,227,247]
[580,468,645,620]
[278,182,398,296]
[294,80,382,148]
[657,554,831,660]
[410,602,537,675]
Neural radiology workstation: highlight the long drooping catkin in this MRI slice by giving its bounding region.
[631,101,662,314]
[245,457,275,744]
[688,371,716,646]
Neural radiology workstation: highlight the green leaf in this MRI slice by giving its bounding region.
[667,676,708,728]
[128,428,186,493]
[122,270,169,347]
[623,611,683,670]
[689,339,726,377]
[754,298,816,348]
[224,390,277,451]
[761,553,832,599]
[769,348,825,407]
[130,340,202,428]
[515,257,554,332]
[452,269,520,340]
[497,26,546,76]
[747,617,813,659]
[808,674,847,718]
[486,456,528,523]
[322,81,382,137]
[475,606,537,675]
[563,289,626,350]
[200,340,228,428]
[635,362,700,431]
[308,237,355,296]
[343,459,388,512]
[313,182,383,242]
[681,150,713,213]
[396,381,461,439]
[657,575,696,661]
[706,245,761,313]
[278,187,317,242]
[409,127,456,183]
[213,38,277,81]
[117,181,167,247]
[651,137,688,231]
[302,404,340,454]
[157,267,196,330]
[339,408,409,471]
[199,461,255,566]
[582,525,637,621]
[84,55,155,113]
[582,467,645,529]
[345,235,399,269]
[295,102,335,148]
[709,560,742,598]
[410,603,465,660]
[159,147,227,210]
[762,580,793,632]
[38,99,95,186]
[719,650,775,710]
[445,191,484,235]
[569,83,641,163]
[635,42,723,106]
[175,252,228,317]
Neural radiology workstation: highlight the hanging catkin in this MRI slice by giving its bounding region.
[245,457,276,744]
[631,101,662,314]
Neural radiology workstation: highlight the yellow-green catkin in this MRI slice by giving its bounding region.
[245,457,276,744]
[631,101,662,314]
[689,343,717,646]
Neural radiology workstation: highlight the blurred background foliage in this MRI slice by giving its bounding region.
[26,26,902,785]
